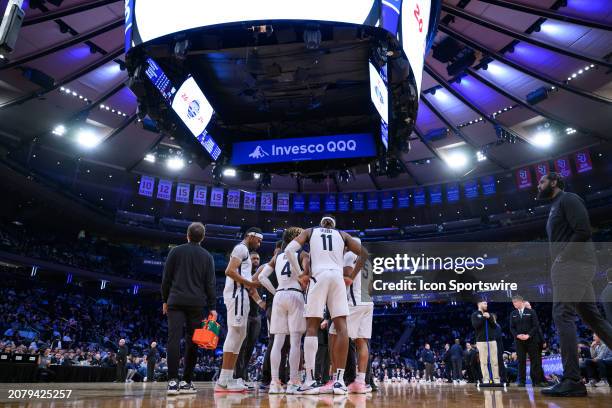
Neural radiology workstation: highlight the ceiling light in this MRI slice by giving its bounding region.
[166,157,184,170]
[52,124,66,136]
[76,129,101,148]
[445,151,469,169]
[476,151,487,162]
[253,173,261,179]
[144,154,156,163]
[532,130,553,148]
[223,168,236,177]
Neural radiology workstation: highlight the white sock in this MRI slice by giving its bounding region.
[357,372,366,383]
[304,336,318,382]
[289,332,302,384]
[271,334,285,382]
[335,368,345,384]
[219,369,233,383]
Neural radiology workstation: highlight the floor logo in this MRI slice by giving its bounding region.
[249,146,269,159]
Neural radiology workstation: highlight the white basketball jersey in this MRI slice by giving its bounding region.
[223,242,252,299]
[308,227,345,275]
[344,251,373,306]
[274,252,302,291]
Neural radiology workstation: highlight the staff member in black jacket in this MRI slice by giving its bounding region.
[471,300,500,383]
[146,342,158,382]
[115,339,128,382]
[162,222,217,395]
[510,296,546,387]
[537,173,612,397]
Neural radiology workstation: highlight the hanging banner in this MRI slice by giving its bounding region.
[481,175,496,196]
[227,190,240,209]
[308,194,321,212]
[397,189,410,208]
[193,185,207,205]
[516,167,532,190]
[464,179,479,199]
[554,157,572,178]
[138,175,155,197]
[293,194,305,212]
[210,187,224,207]
[367,192,379,210]
[338,193,350,212]
[574,150,592,173]
[176,183,191,203]
[381,191,394,209]
[534,161,550,181]
[277,193,289,212]
[446,183,459,202]
[413,188,426,206]
[325,194,337,212]
[429,185,442,204]
[244,191,257,211]
[353,193,365,211]
[261,192,274,211]
[157,179,172,200]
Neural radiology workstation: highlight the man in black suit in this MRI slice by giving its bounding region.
[509,295,546,387]
[146,342,158,382]
[115,338,128,382]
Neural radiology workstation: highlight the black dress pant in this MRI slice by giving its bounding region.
[315,328,330,382]
[451,357,462,380]
[234,315,261,381]
[552,279,612,382]
[344,339,356,384]
[147,362,156,381]
[516,339,543,384]
[167,305,202,382]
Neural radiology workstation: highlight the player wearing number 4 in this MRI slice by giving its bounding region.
[257,227,310,394]
[285,215,367,395]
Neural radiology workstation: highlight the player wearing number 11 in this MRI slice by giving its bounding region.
[285,215,367,395]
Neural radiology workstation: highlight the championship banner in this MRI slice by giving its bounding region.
[325,194,337,212]
[367,192,379,210]
[193,185,207,205]
[157,179,172,201]
[308,194,321,212]
[429,185,442,204]
[397,189,410,208]
[554,157,572,178]
[413,188,426,206]
[481,175,496,196]
[381,191,394,209]
[534,161,550,181]
[463,179,479,199]
[277,193,290,212]
[293,194,305,212]
[175,183,191,203]
[243,191,257,211]
[227,190,240,209]
[261,192,274,212]
[353,192,365,211]
[446,183,459,202]
[138,175,155,197]
[574,150,592,173]
[338,193,350,212]
[210,187,224,207]
[516,167,532,190]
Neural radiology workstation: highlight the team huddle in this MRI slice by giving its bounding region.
[215,215,371,395]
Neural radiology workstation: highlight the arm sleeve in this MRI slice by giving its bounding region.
[471,313,483,329]
[206,254,217,310]
[509,313,517,338]
[564,194,592,242]
[259,264,276,295]
[161,248,175,302]
[528,310,540,338]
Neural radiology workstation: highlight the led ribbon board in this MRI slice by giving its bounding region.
[128,0,433,94]
[230,133,376,165]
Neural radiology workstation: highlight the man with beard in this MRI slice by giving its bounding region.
[471,300,500,384]
[537,172,612,397]
[215,227,263,393]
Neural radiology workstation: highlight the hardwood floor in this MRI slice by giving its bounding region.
[0,382,610,407]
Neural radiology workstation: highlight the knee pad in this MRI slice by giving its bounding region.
[223,325,247,353]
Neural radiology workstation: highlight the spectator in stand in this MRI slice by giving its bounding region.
[583,334,611,387]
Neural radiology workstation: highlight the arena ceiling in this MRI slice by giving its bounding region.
[0,0,610,195]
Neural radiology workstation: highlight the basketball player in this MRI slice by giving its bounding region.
[258,227,309,394]
[285,215,366,395]
[335,238,373,393]
[215,227,263,393]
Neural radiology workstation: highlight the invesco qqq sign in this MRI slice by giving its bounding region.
[231,134,377,165]
[127,0,432,94]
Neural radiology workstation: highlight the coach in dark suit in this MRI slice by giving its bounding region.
[146,342,158,382]
[509,295,545,386]
[115,339,128,382]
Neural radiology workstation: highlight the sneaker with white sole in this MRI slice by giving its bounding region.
[179,381,197,394]
[214,379,246,393]
[286,383,301,395]
[167,379,180,395]
[268,381,285,394]
[347,381,368,394]
[319,380,334,394]
[235,378,254,392]
[296,380,321,395]
[364,384,373,393]
[333,381,348,395]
